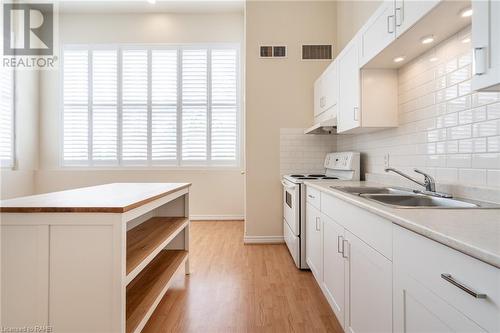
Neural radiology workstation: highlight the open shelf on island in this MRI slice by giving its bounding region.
[126,249,188,333]
[126,216,188,283]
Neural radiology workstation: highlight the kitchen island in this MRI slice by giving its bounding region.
[0,183,191,333]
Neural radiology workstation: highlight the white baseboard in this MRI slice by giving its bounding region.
[190,215,244,221]
[243,235,284,244]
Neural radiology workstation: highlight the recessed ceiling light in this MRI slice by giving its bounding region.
[430,57,438,62]
[147,0,156,4]
[462,37,471,43]
[421,35,435,44]
[393,56,405,63]
[460,7,472,17]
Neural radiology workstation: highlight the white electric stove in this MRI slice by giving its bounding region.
[281,151,360,269]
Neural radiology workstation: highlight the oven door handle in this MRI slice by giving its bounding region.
[281,180,297,190]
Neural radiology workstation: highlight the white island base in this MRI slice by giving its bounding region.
[0,183,191,333]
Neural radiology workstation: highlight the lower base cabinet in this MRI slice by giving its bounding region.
[345,230,392,333]
[393,269,484,332]
[322,213,346,329]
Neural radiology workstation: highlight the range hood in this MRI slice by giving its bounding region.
[304,117,337,134]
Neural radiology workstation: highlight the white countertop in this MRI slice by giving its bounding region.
[304,180,500,269]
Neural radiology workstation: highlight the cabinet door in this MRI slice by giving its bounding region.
[1,225,49,328]
[338,41,360,133]
[359,0,395,66]
[471,0,500,91]
[305,203,322,281]
[322,214,346,330]
[345,231,392,333]
[393,269,485,333]
[322,61,338,112]
[313,76,323,117]
[394,0,440,37]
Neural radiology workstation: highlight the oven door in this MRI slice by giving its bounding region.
[281,179,300,236]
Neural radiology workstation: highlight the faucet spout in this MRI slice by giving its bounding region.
[384,167,434,192]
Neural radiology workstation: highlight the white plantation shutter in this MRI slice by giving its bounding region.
[152,50,177,162]
[211,49,238,161]
[0,67,14,167]
[182,49,208,161]
[62,45,239,167]
[63,50,89,162]
[122,50,148,162]
[92,50,118,162]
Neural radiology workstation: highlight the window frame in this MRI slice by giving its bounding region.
[59,43,242,169]
[1,67,16,169]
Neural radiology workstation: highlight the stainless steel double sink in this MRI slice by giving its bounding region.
[330,186,500,209]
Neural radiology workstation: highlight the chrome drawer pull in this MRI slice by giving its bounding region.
[308,194,315,199]
[337,235,344,254]
[441,274,487,299]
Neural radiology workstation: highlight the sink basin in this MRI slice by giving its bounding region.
[361,194,479,208]
[331,186,412,195]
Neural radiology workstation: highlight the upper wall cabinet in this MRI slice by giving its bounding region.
[359,0,396,66]
[314,61,338,119]
[394,0,440,37]
[337,38,398,134]
[471,0,500,91]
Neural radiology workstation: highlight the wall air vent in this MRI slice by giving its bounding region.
[302,45,333,60]
[259,45,287,58]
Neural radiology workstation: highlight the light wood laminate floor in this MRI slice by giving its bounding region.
[143,220,342,333]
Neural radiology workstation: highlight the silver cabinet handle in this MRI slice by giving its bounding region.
[441,274,487,299]
[308,194,315,199]
[337,235,344,254]
[473,47,487,76]
[353,107,359,121]
[387,15,395,34]
[342,239,349,258]
[395,5,403,27]
[315,217,321,231]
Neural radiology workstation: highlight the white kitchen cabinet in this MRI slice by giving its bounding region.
[313,60,338,126]
[337,40,360,133]
[394,0,440,37]
[337,39,398,134]
[393,269,484,333]
[305,203,322,281]
[344,230,393,333]
[394,225,499,333]
[359,0,396,67]
[322,213,346,330]
[472,0,500,91]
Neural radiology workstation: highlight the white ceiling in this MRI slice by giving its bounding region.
[58,0,244,14]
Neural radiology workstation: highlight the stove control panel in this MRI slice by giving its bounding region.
[324,152,360,171]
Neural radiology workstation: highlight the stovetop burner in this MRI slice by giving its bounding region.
[322,177,338,179]
[297,177,317,179]
[307,174,326,177]
[290,174,305,177]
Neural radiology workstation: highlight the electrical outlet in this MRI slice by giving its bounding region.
[384,153,390,168]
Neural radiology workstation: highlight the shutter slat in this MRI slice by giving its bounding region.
[93,50,118,161]
[122,50,148,161]
[182,49,207,161]
[211,49,238,161]
[63,50,89,161]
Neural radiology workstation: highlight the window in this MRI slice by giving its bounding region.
[62,45,240,167]
[0,67,14,167]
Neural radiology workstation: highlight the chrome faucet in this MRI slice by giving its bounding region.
[384,168,452,198]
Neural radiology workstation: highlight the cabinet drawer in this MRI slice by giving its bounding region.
[394,225,500,332]
[321,193,392,260]
[306,186,321,209]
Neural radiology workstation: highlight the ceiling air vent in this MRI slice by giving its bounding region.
[260,45,287,58]
[302,45,333,60]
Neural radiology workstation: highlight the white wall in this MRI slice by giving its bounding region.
[0,70,39,199]
[337,27,500,189]
[245,1,337,238]
[37,12,245,219]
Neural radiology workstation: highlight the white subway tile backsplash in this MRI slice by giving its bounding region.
[280,128,336,175]
[336,27,500,189]
[459,168,487,186]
